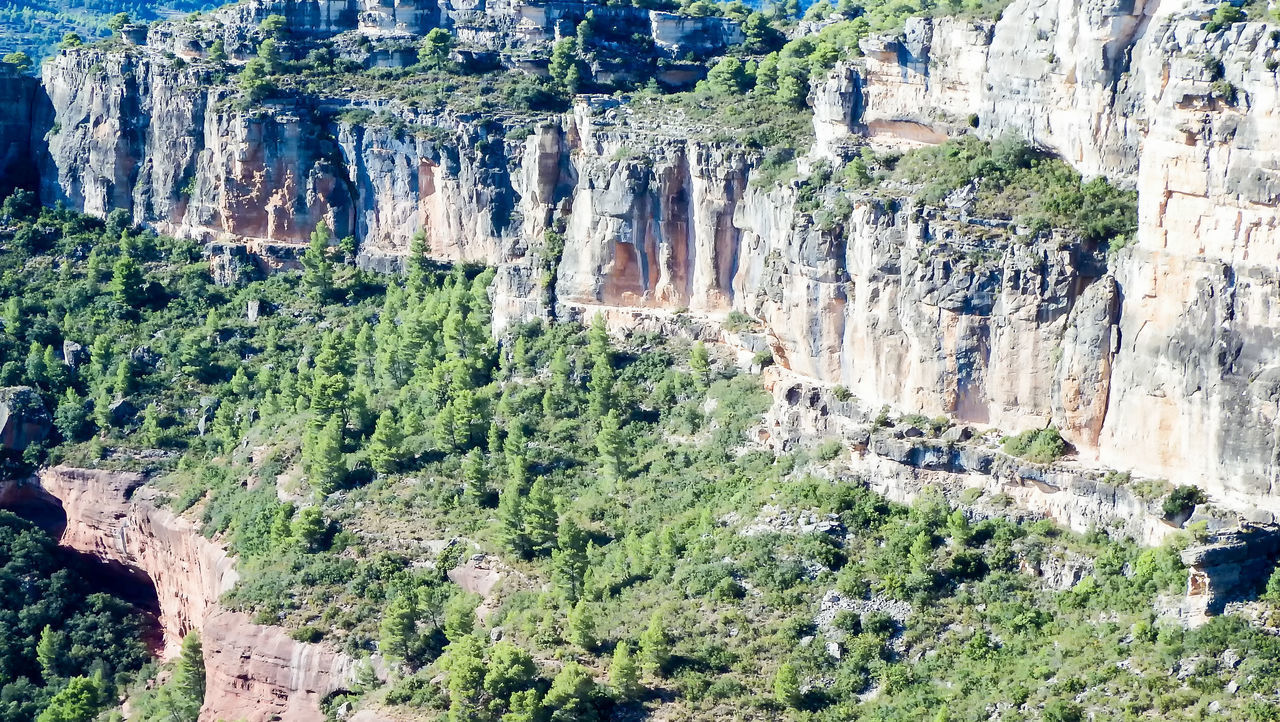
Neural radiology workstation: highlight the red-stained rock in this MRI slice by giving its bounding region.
[17,466,355,722]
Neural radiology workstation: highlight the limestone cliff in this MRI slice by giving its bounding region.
[3,467,355,722]
[817,2,1280,507]
[16,0,1280,516]
[0,74,50,200]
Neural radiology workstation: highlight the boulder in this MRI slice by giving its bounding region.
[108,398,138,427]
[62,340,86,369]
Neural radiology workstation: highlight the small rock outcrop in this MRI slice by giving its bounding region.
[1182,524,1280,622]
[0,386,51,451]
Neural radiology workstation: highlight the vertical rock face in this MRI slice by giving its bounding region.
[1099,20,1280,508]
[779,0,1280,509]
[0,74,50,200]
[14,0,1280,511]
[18,467,354,722]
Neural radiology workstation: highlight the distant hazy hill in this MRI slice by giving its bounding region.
[0,0,213,63]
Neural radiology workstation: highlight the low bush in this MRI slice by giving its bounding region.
[1001,427,1066,463]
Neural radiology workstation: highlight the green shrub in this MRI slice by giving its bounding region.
[890,135,1137,245]
[1001,427,1066,463]
[1205,2,1245,32]
[289,625,324,642]
[1162,485,1206,518]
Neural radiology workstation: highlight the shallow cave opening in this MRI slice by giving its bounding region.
[5,486,166,653]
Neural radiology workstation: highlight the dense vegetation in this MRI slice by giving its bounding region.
[0,191,1277,720]
[0,510,148,721]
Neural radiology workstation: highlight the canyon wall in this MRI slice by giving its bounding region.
[843,4,1280,507]
[16,0,1280,513]
[0,74,49,200]
[2,467,355,722]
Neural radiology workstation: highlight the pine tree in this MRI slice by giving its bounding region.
[909,531,933,574]
[443,594,476,643]
[301,222,334,301]
[88,335,112,381]
[497,477,529,558]
[566,599,597,652]
[638,612,669,677]
[587,353,614,421]
[483,642,536,700]
[354,322,376,386]
[596,409,625,484]
[113,357,134,397]
[450,386,480,449]
[773,662,802,708]
[42,345,67,390]
[552,516,589,603]
[947,509,973,546]
[543,661,596,719]
[174,632,205,711]
[444,636,487,721]
[544,347,573,417]
[139,403,165,446]
[525,478,558,557]
[109,255,146,307]
[368,409,405,474]
[689,342,710,387]
[91,387,113,433]
[1,297,20,334]
[587,314,610,361]
[24,341,46,387]
[504,428,528,489]
[36,675,103,722]
[433,402,457,453]
[36,625,62,682]
[310,332,350,419]
[347,382,374,436]
[379,593,418,662]
[306,416,345,494]
[292,507,328,551]
[407,231,431,291]
[462,448,488,506]
[609,641,640,700]
[54,389,89,442]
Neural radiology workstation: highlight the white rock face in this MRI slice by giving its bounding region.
[805,0,1280,508]
[25,0,1280,512]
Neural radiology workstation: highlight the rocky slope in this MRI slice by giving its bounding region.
[0,467,356,721]
[11,0,1280,516]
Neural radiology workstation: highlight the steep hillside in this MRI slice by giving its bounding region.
[0,165,1271,722]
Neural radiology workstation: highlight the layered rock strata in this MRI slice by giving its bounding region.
[15,0,1280,513]
[1,467,355,722]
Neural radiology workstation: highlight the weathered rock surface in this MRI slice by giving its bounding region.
[3,467,355,722]
[10,0,1280,513]
[1182,524,1280,623]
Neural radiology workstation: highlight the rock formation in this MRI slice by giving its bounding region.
[0,74,50,200]
[2,467,356,722]
[7,0,1280,516]
[0,386,51,451]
